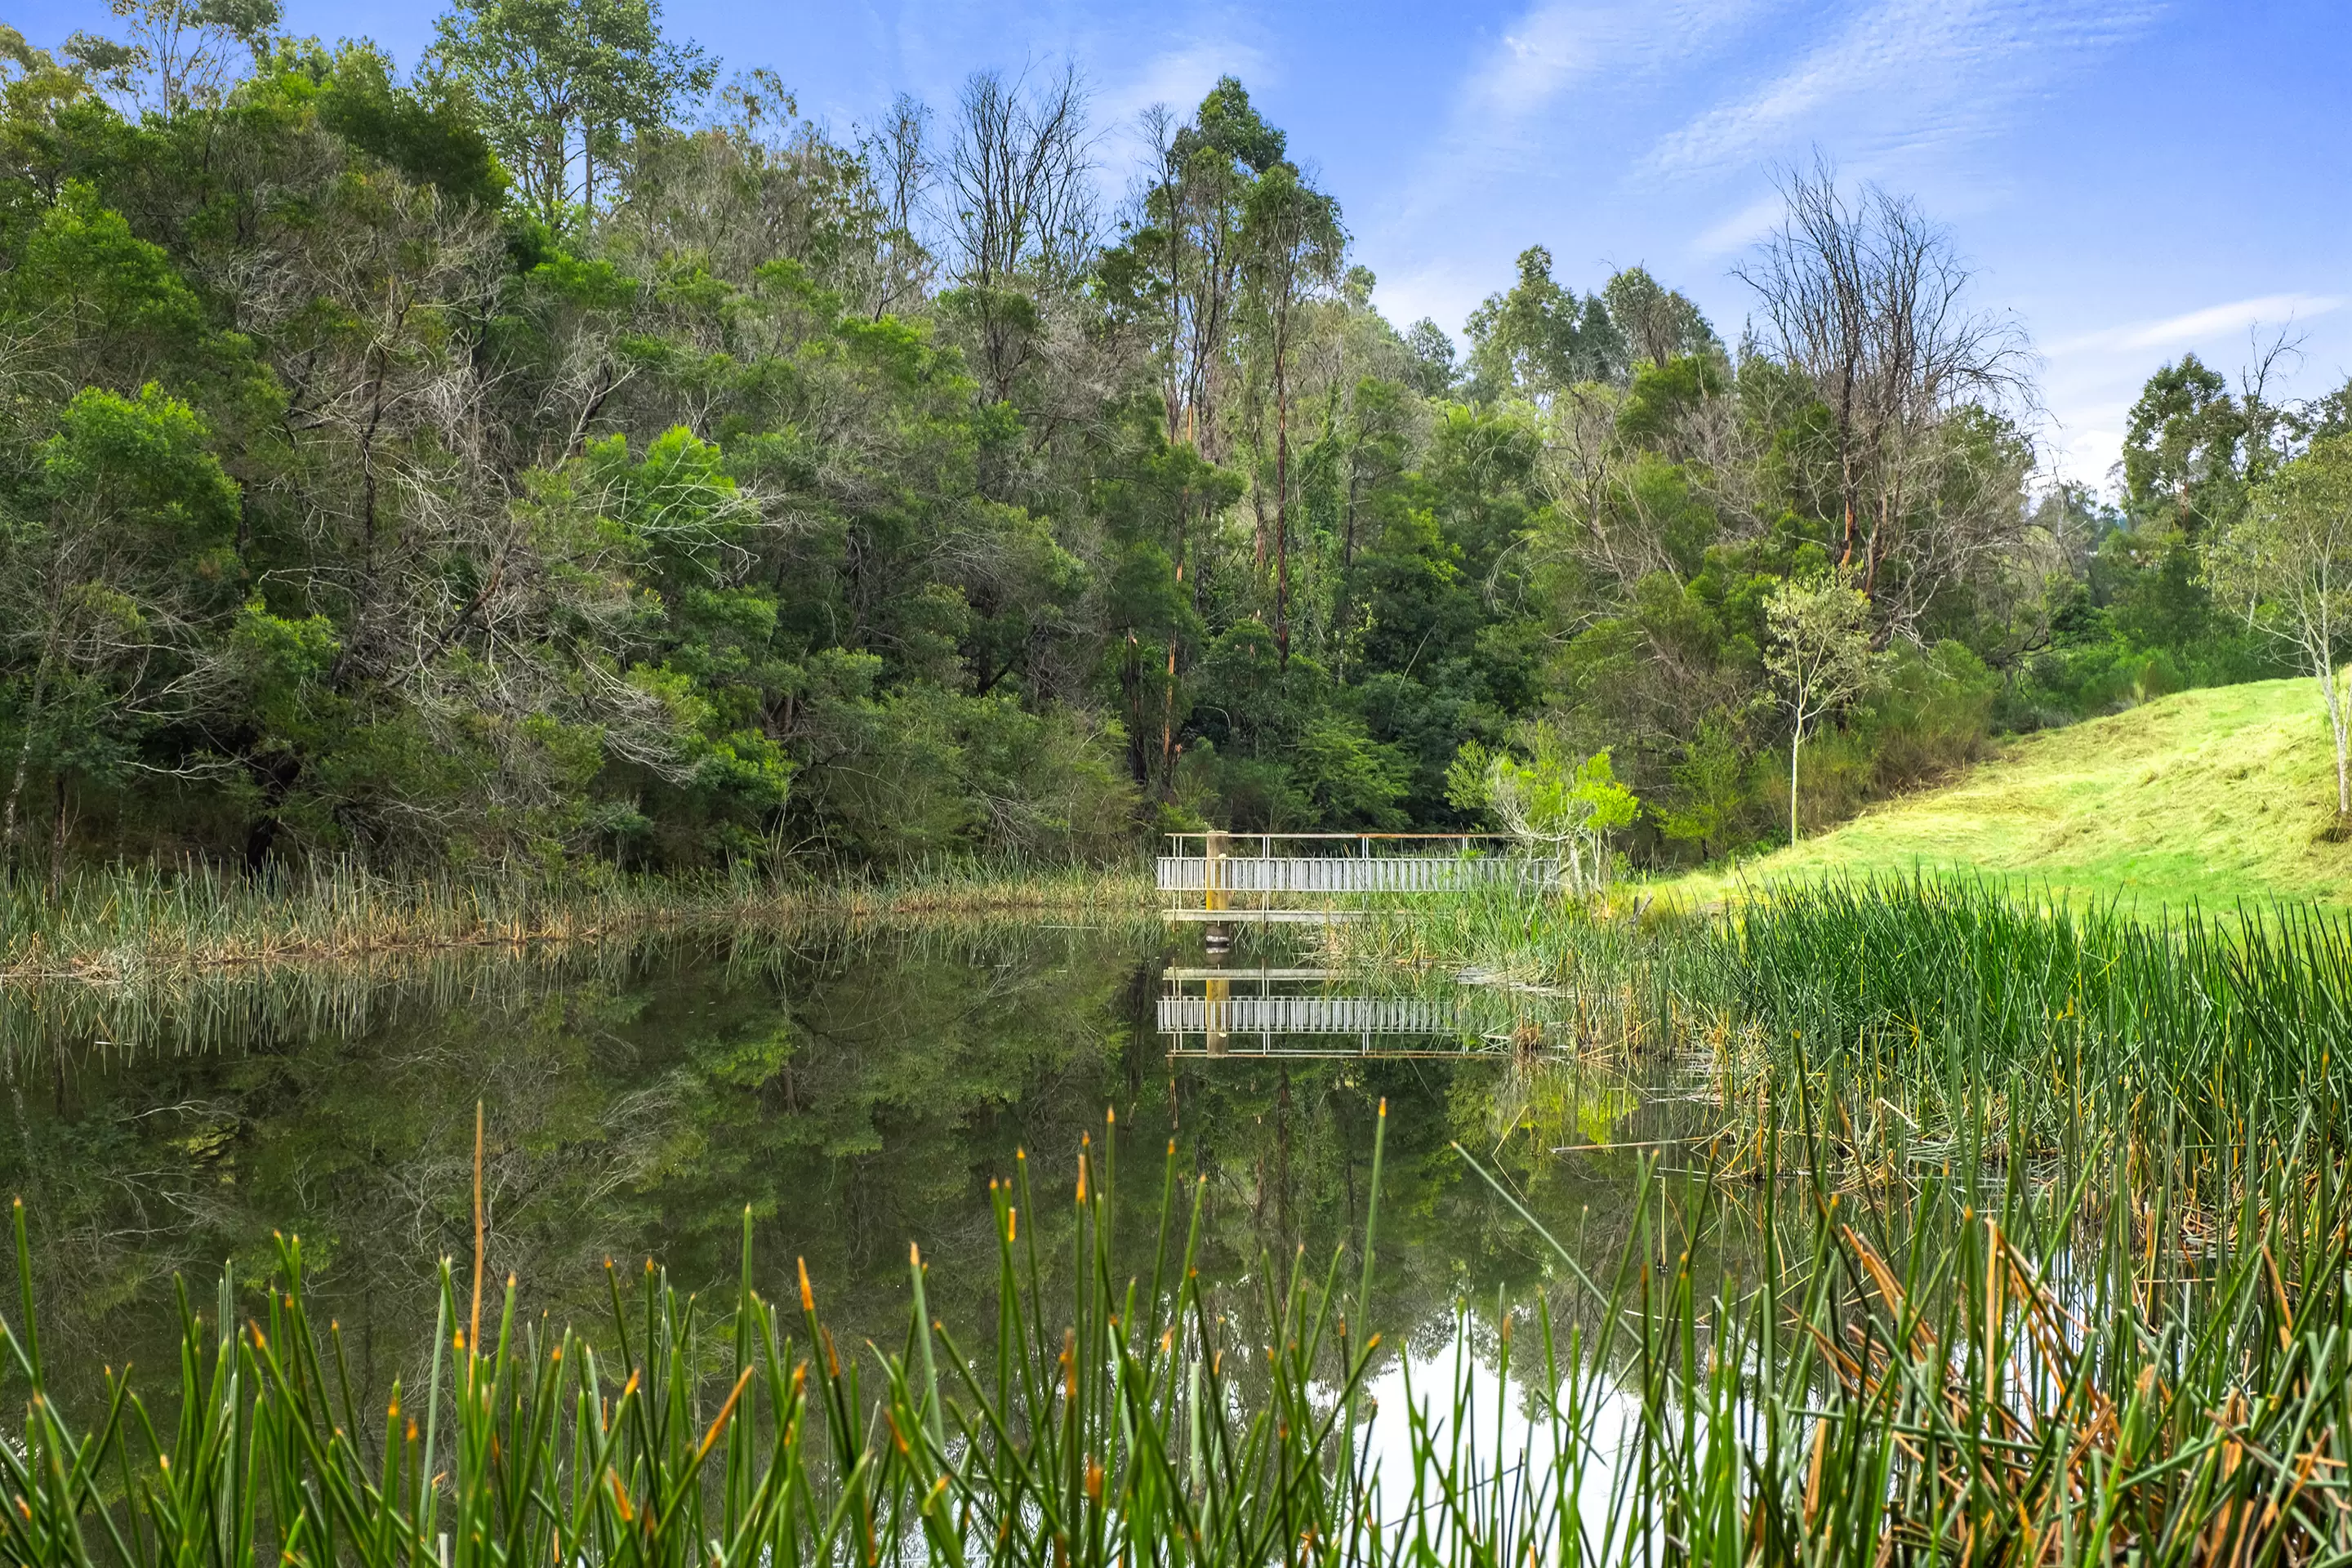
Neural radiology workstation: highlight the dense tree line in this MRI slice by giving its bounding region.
[0,0,2340,879]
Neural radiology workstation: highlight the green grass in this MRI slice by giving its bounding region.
[1676,678,2352,909]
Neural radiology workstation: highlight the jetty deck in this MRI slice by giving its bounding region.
[1157,832,1554,923]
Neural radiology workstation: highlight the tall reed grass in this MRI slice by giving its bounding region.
[10,1092,2351,1566]
[0,856,1153,984]
[1330,875,2352,1178]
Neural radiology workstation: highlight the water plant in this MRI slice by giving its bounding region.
[0,855,1153,986]
[8,1077,2352,1566]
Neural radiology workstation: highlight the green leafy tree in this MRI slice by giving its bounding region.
[1463,246,1623,403]
[2121,354,2281,537]
[430,0,713,224]
[1600,265,1721,371]
[2207,435,2352,818]
[67,0,280,114]
[1764,570,1878,844]
[1449,729,1639,895]
[0,385,240,880]
[1240,162,1342,662]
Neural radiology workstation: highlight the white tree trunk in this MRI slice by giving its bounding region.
[2328,662,2350,817]
[1789,726,1802,845]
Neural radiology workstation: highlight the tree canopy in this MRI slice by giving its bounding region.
[0,11,2331,882]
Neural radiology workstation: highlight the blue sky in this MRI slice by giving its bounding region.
[16,0,2350,488]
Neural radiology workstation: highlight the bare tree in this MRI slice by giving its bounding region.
[1736,159,2036,635]
[846,88,937,320]
[943,65,1095,403]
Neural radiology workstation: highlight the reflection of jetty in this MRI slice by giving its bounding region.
[1158,833,1556,928]
[1158,967,1525,1058]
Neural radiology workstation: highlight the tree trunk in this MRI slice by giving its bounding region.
[0,643,56,884]
[1274,302,1291,666]
[1789,725,1802,845]
[2326,662,2350,817]
[47,771,65,903]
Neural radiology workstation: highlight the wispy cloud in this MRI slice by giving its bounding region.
[2048,293,2345,355]
[1095,38,1269,133]
[1460,0,1761,122]
[1644,0,2160,176]
[1690,192,1786,257]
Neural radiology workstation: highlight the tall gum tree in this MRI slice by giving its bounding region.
[1240,163,1341,666]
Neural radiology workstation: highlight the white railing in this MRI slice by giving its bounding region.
[1156,996,1460,1035]
[1156,854,1556,895]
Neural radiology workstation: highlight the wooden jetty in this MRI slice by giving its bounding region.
[1157,832,1556,925]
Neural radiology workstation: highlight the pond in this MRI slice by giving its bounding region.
[0,917,1704,1432]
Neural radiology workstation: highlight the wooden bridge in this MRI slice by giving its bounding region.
[1158,833,1557,924]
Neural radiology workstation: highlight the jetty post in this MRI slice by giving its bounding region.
[1204,828,1232,953]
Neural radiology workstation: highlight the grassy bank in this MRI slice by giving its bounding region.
[0,856,1155,982]
[1674,677,2352,909]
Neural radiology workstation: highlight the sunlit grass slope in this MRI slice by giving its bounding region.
[1680,676,2352,908]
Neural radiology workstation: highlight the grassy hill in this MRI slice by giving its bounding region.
[1672,678,2352,909]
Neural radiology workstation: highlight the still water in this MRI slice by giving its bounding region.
[0,919,1690,1424]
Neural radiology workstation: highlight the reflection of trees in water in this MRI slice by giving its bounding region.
[0,920,1706,1432]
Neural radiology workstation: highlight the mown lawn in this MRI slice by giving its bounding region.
[1666,676,2352,909]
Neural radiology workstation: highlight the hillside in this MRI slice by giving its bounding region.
[1674,678,2352,909]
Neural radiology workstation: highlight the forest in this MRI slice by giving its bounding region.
[0,0,2343,881]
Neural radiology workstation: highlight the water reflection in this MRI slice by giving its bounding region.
[0,920,1684,1439]
[1157,966,1528,1058]
[1156,958,1585,1059]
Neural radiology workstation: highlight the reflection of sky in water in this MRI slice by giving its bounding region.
[1352,1323,1649,1558]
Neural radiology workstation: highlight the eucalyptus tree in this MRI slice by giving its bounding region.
[429,0,713,225]
[1128,78,1286,461]
[1601,265,1721,371]
[1240,162,1342,663]
[64,0,279,114]
[1463,247,1623,403]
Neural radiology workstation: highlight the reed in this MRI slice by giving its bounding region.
[1329,873,2352,1178]
[0,856,1154,984]
[12,871,2352,1565]
[9,1095,2351,1566]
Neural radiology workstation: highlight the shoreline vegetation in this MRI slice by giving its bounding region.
[11,906,2352,1563]
[1326,875,2352,1162]
[0,857,1157,984]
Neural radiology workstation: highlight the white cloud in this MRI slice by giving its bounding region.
[2047,293,2345,356]
[1368,261,1490,346]
[1460,0,1762,121]
[1690,192,1786,257]
[1094,38,1269,134]
[1643,0,2158,177]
